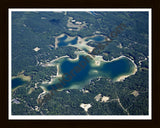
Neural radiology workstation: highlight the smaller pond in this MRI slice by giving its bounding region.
[12,78,27,89]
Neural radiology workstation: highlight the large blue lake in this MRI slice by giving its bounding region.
[42,55,136,92]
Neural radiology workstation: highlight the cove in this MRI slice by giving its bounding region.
[58,35,78,47]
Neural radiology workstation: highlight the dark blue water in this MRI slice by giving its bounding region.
[99,57,134,79]
[12,78,26,89]
[58,36,78,47]
[92,36,105,42]
[85,36,105,42]
[69,37,78,45]
[58,35,68,47]
[46,55,91,90]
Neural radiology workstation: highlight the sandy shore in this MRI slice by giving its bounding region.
[12,74,31,82]
[116,74,130,82]
[42,55,69,67]
[115,66,137,82]
[64,36,76,42]
[104,55,126,62]
[74,36,94,53]
[68,55,79,61]
[54,34,65,48]
[50,55,69,64]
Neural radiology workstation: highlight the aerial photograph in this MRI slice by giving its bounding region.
[9,9,151,119]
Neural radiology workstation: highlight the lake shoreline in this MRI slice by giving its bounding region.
[40,54,137,93]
